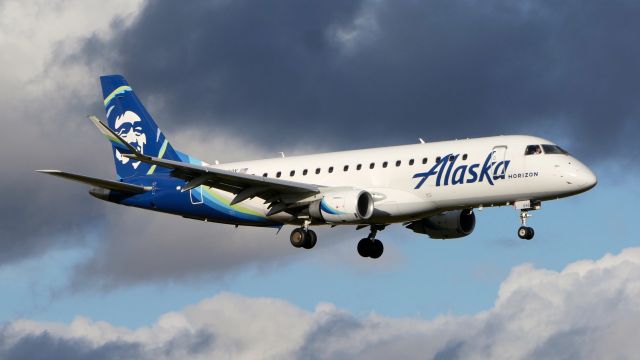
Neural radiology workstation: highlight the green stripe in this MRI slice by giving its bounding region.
[103,86,132,106]
[203,187,266,218]
[146,139,168,175]
[104,133,127,148]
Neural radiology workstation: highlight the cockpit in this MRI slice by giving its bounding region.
[524,144,569,156]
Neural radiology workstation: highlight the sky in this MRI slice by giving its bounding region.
[1,0,639,358]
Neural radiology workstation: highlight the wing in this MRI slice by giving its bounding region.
[89,116,321,215]
[37,170,149,193]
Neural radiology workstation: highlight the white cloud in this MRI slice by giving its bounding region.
[0,0,146,264]
[0,0,333,280]
[3,247,640,359]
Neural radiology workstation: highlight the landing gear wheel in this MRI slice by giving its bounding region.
[290,228,306,248]
[525,227,534,240]
[517,226,527,239]
[369,239,384,259]
[357,238,371,257]
[518,226,534,240]
[302,230,317,249]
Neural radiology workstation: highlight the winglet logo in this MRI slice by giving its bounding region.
[413,152,510,189]
[114,111,146,169]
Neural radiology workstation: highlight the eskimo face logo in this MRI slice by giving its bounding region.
[114,111,146,169]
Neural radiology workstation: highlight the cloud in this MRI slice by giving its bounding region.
[2,0,636,284]
[68,209,299,289]
[81,0,640,165]
[0,0,333,277]
[0,0,144,266]
[4,248,640,359]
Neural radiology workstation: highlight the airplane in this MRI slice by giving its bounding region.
[39,75,597,259]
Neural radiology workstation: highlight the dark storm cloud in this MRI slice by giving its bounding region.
[4,0,639,284]
[0,1,308,278]
[68,208,301,289]
[0,331,143,360]
[0,327,214,360]
[84,0,640,164]
[0,83,110,267]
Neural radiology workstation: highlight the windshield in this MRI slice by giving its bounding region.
[542,144,569,155]
[525,145,543,155]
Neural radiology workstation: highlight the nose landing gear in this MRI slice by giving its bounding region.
[517,210,535,240]
[513,200,540,240]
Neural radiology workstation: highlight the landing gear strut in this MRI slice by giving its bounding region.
[290,221,317,249]
[517,210,535,240]
[357,225,385,259]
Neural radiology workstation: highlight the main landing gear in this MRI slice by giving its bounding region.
[357,225,385,259]
[288,223,386,259]
[290,222,317,250]
[517,210,535,240]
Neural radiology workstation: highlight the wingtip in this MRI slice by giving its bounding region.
[88,115,103,125]
[36,169,61,174]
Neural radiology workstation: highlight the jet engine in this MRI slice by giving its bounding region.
[407,209,475,239]
[309,190,374,223]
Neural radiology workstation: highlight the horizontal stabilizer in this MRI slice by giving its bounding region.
[36,170,149,193]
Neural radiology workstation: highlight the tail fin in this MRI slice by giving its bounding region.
[100,75,181,179]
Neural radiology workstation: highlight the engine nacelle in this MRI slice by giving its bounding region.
[309,190,374,223]
[407,209,475,239]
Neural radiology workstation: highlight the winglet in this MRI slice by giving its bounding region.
[88,115,142,157]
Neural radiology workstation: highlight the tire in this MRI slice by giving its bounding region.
[370,239,384,259]
[357,238,370,257]
[525,227,535,240]
[290,228,306,248]
[303,230,317,249]
[518,226,528,239]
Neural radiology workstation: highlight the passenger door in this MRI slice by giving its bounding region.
[492,145,508,180]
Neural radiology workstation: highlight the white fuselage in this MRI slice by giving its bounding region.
[207,135,596,225]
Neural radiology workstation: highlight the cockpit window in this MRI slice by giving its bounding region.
[525,145,542,155]
[542,144,569,155]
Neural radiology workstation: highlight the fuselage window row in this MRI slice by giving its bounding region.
[259,155,431,178]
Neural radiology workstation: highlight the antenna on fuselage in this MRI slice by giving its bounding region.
[419,138,426,144]
[279,152,285,158]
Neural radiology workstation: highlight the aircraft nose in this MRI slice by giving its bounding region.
[577,166,597,190]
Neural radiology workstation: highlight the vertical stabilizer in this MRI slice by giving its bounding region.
[100,75,180,179]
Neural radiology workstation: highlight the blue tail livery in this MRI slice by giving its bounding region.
[100,75,181,179]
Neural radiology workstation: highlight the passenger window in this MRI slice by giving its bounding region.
[328,166,334,173]
[396,160,401,167]
[290,170,295,177]
[382,161,388,168]
[422,157,428,164]
[436,156,441,163]
[303,169,308,176]
[357,164,362,170]
[276,171,282,178]
[369,163,375,169]
[263,173,268,177]
[525,145,542,156]
[315,168,321,174]
[343,165,349,172]
[409,159,415,166]
[462,154,468,160]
